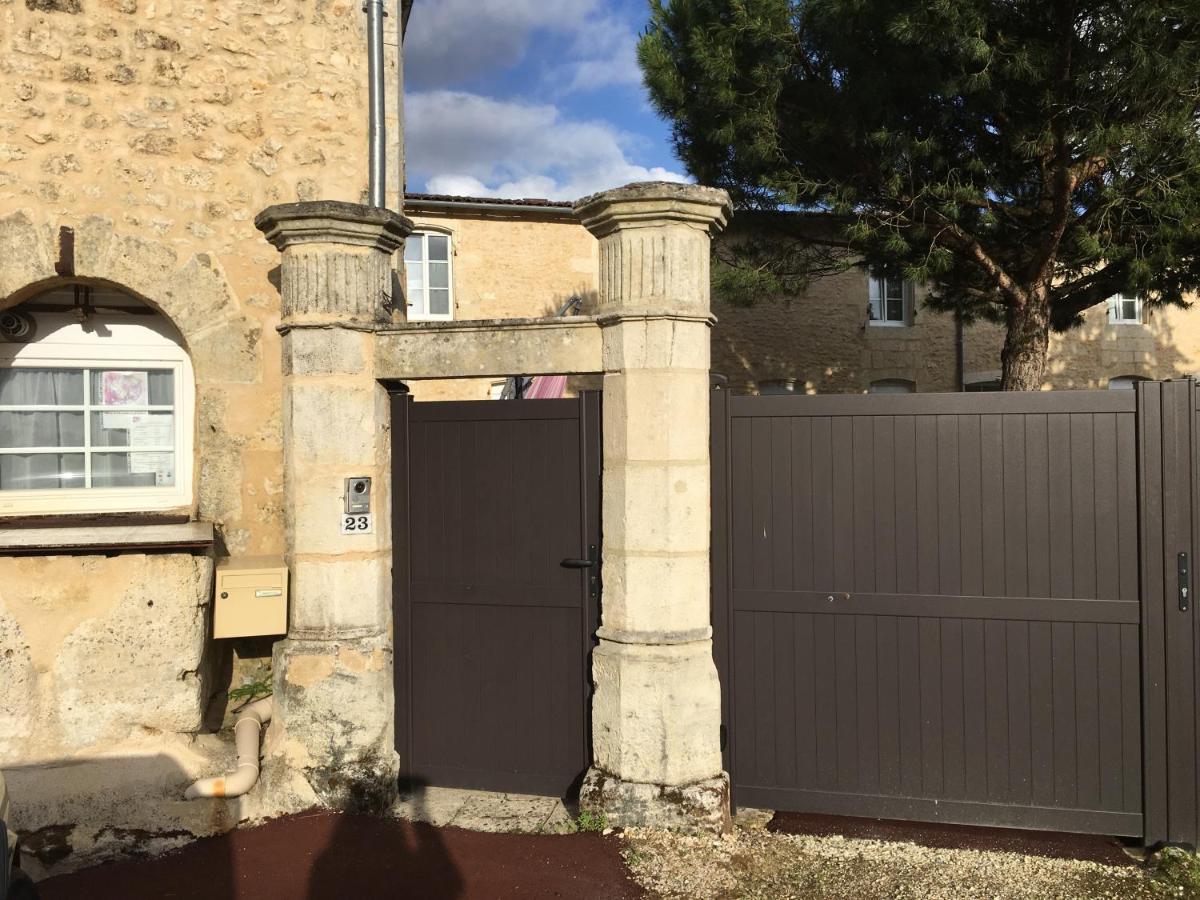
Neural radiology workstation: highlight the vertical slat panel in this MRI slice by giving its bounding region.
[811,417,834,592]
[897,617,923,796]
[1075,622,1102,811]
[1006,621,1032,804]
[915,416,941,594]
[832,417,856,589]
[958,415,984,597]
[794,614,818,785]
[1047,414,1075,599]
[751,417,774,589]
[731,417,755,590]
[936,415,961,595]
[919,617,944,795]
[770,419,794,590]
[853,417,876,592]
[984,620,1010,802]
[1052,620,1078,808]
[856,615,880,795]
[754,611,775,784]
[1097,624,1124,811]
[1002,415,1028,596]
[1070,414,1097,600]
[1024,414,1051,598]
[940,618,966,799]
[791,417,815,593]
[813,614,838,788]
[1028,621,1056,807]
[835,614,859,791]
[894,416,919,594]
[980,415,1006,596]
[875,614,901,795]
[873,417,898,593]
[774,612,798,788]
[1092,414,1121,602]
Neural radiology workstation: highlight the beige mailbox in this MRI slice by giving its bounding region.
[213,557,288,639]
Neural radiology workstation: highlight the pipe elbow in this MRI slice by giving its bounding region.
[184,697,273,800]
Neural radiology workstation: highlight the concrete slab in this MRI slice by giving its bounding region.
[391,786,573,834]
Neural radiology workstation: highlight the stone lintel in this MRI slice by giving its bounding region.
[373,316,602,379]
[575,181,732,238]
[255,200,412,254]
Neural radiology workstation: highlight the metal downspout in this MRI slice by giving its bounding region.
[365,0,387,208]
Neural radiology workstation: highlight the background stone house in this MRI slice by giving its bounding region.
[402,193,1200,397]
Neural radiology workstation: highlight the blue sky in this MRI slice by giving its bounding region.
[404,0,688,200]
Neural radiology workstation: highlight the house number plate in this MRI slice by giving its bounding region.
[340,513,374,535]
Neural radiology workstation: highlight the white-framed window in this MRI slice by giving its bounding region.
[869,378,915,394]
[1107,293,1142,325]
[0,287,193,516]
[404,230,454,321]
[868,274,912,326]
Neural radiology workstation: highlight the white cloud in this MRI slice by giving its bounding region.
[405,0,600,86]
[407,90,688,201]
[554,15,644,94]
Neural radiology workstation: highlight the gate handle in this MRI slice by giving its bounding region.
[560,557,596,569]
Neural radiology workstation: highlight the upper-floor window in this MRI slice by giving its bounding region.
[1107,293,1142,325]
[869,378,915,394]
[404,231,453,321]
[0,286,193,516]
[868,274,912,326]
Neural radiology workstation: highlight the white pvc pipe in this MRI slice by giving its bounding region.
[185,697,273,800]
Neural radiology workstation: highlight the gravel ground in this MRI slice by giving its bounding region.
[620,825,1182,900]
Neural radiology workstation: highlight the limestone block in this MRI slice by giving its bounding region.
[0,210,53,298]
[0,554,214,762]
[283,327,367,377]
[188,315,261,385]
[602,369,710,464]
[598,550,710,637]
[575,182,731,316]
[55,555,214,748]
[288,471,390,558]
[285,380,381,470]
[590,639,723,786]
[600,315,711,372]
[287,555,390,639]
[603,460,709,555]
[269,633,397,812]
[0,604,36,763]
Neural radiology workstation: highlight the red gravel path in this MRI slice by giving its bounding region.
[37,812,644,900]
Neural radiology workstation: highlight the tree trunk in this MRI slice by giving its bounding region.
[1001,291,1051,390]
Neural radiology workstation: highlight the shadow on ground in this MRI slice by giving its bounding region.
[36,808,641,900]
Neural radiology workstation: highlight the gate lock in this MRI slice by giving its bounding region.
[561,544,600,601]
[1180,552,1190,612]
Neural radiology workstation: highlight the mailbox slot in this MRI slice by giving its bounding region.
[213,556,288,639]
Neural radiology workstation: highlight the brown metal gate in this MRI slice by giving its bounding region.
[712,389,1150,836]
[392,393,601,796]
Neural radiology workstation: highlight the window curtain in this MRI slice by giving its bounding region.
[0,369,83,490]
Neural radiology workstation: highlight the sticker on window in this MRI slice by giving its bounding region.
[100,371,149,407]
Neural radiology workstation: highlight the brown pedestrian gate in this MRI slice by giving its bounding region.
[391,393,601,796]
[712,383,1200,845]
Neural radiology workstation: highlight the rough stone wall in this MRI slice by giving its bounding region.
[0,0,382,554]
[403,209,598,401]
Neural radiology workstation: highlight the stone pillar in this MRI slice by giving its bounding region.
[574,182,733,830]
[254,201,411,812]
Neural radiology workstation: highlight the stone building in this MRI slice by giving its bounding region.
[3,0,1197,885]
[402,193,1200,397]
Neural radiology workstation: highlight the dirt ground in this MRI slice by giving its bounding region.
[35,811,643,900]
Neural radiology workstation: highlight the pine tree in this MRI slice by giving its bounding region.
[640,0,1200,389]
